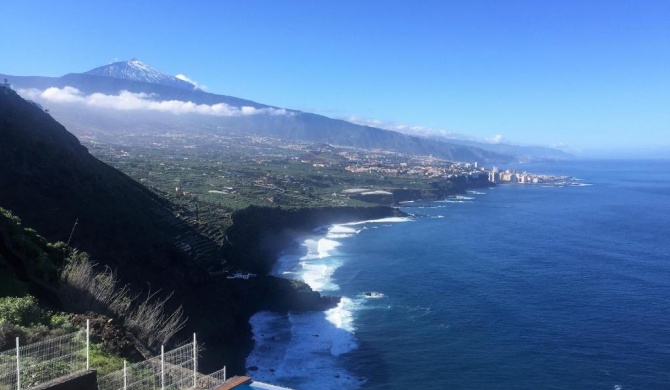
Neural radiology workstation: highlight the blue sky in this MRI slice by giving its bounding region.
[1,0,668,154]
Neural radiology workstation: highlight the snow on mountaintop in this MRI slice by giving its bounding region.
[84,59,197,90]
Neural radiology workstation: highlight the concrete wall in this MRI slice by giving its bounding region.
[32,370,97,390]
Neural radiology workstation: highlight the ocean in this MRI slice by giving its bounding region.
[245,159,670,390]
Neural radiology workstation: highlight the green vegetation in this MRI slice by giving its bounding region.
[49,313,74,329]
[0,207,66,291]
[89,342,125,374]
[84,137,485,273]
[0,295,76,352]
[0,295,47,327]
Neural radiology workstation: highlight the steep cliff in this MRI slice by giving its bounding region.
[225,205,402,274]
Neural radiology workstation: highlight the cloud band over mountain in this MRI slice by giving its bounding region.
[19,87,290,117]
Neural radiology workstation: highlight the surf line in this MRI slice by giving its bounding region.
[246,216,411,388]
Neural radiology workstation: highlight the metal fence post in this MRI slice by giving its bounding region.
[123,360,127,390]
[86,319,90,370]
[15,337,20,390]
[193,333,197,388]
[224,366,226,382]
[161,345,165,390]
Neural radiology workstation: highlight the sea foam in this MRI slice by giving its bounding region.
[302,237,341,259]
[341,216,412,226]
[325,297,357,334]
[247,217,409,388]
[247,310,363,389]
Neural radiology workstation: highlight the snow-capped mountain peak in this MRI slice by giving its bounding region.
[84,59,196,90]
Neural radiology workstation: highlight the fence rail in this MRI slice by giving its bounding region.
[1,329,231,390]
[98,334,227,390]
[0,322,89,390]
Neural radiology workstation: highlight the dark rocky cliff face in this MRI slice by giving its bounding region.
[225,205,402,274]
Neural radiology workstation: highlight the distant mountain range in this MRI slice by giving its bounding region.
[430,138,572,162]
[2,59,571,162]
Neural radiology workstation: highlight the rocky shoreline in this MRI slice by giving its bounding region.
[217,187,497,374]
[193,205,403,373]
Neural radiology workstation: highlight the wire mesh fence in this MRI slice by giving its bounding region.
[0,345,18,390]
[198,367,226,389]
[0,329,232,390]
[0,328,88,390]
[168,367,226,390]
[98,338,205,390]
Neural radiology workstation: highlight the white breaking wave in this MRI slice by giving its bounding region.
[341,216,412,226]
[247,217,409,388]
[297,237,343,291]
[302,238,341,259]
[317,238,340,259]
[325,297,358,334]
[451,195,474,200]
[326,224,359,238]
[301,260,342,291]
[247,311,363,389]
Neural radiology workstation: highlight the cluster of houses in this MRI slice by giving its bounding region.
[487,167,567,184]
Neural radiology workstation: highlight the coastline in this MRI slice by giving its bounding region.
[223,183,493,376]
[243,215,413,388]
[233,160,670,389]
[215,205,403,374]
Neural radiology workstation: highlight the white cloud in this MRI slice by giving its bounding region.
[346,115,465,140]
[18,87,290,117]
[175,74,207,90]
[486,134,505,144]
[40,86,84,103]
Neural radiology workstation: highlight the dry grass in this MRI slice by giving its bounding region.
[59,251,186,350]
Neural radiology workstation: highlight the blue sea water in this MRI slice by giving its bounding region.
[247,160,670,390]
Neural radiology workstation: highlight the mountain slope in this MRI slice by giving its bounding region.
[85,58,197,90]
[437,138,573,161]
[0,86,193,283]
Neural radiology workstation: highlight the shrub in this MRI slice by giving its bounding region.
[89,342,124,375]
[49,313,75,331]
[0,295,47,327]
